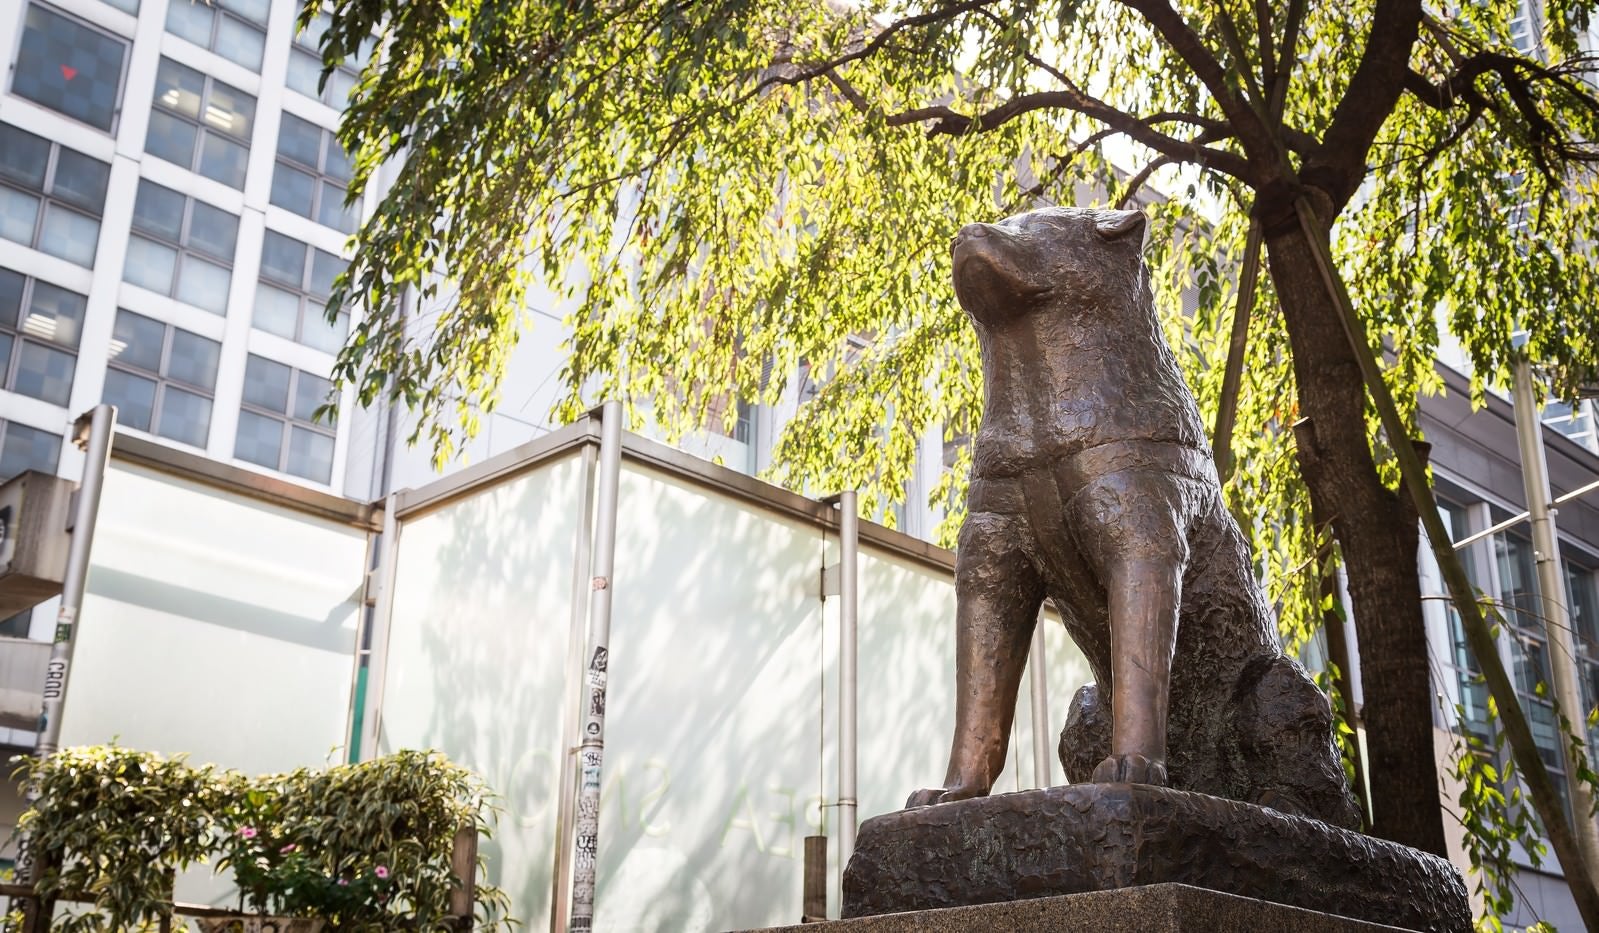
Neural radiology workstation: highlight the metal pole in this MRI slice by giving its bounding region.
[837,491,859,877]
[35,405,115,758]
[551,441,598,933]
[1511,357,1599,869]
[357,493,400,762]
[1028,621,1051,789]
[569,401,623,933]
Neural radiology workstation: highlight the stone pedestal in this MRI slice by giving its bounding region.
[741,882,1417,932]
[839,784,1470,933]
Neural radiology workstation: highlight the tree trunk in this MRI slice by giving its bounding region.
[1262,209,1450,858]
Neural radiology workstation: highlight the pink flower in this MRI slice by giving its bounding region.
[239,827,258,840]
[374,866,390,880]
[279,844,297,854]
[338,878,350,886]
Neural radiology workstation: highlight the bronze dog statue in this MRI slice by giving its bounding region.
[907,206,1359,828]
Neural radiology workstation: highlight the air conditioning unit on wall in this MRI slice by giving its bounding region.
[0,471,74,617]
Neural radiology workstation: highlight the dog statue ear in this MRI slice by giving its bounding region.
[1095,210,1147,240]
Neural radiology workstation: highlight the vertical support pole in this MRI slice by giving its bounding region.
[21,404,115,931]
[357,493,401,762]
[1511,356,1599,869]
[1211,218,1265,482]
[450,824,479,930]
[34,404,115,759]
[801,835,827,922]
[1028,620,1051,789]
[551,441,598,933]
[569,401,624,933]
[837,491,859,880]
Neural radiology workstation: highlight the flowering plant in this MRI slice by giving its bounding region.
[220,822,394,922]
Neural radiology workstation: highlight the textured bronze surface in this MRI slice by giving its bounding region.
[906,206,1359,827]
[841,785,1470,932]
[746,883,1415,932]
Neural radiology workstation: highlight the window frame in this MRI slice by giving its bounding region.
[124,179,239,315]
[0,418,64,481]
[254,231,349,352]
[9,2,131,134]
[286,9,373,110]
[0,267,85,408]
[163,0,269,72]
[270,114,357,233]
[103,308,220,449]
[235,354,337,484]
[145,56,257,189]
[0,124,109,267]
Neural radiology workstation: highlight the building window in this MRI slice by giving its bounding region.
[235,355,336,483]
[286,10,375,110]
[146,57,256,189]
[0,124,109,267]
[270,114,356,233]
[0,267,85,407]
[10,4,128,132]
[100,0,138,13]
[1544,399,1597,454]
[254,231,348,353]
[102,309,219,448]
[1440,500,1493,740]
[123,179,238,314]
[0,420,63,481]
[165,0,269,72]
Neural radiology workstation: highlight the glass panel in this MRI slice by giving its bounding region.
[153,57,204,120]
[100,0,139,13]
[1569,563,1599,648]
[285,49,323,99]
[109,309,165,372]
[323,139,353,183]
[132,180,185,241]
[0,423,62,480]
[242,354,291,412]
[302,308,347,354]
[145,110,199,172]
[167,329,220,389]
[0,269,23,328]
[214,16,265,71]
[234,408,283,467]
[260,231,306,286]
[293,372,332,421]
[203,81,256,138]
[270,164,316,217]
[50,149,110,212]
[38,204,100,266]
[14,341,75,405]
[277,114,323,167]
[163,1,213,49]
[156,386,212,447]
[309,250,346,299]
[123,236,178,295]
[318,181,354,232]
[218,0,269,25]
[298,12,333,51]
[1496,534,1542,628]
[328,69,358,106]
[286,426,334,483]
[0,334,13,377]
[253,282,300,339]
[175,256,231,313]
[0,125,50,190]
[102,368,156,431]
[14,5,127,132]
[25,281,86,348]
[0,188,41,246]
[187,202,239,260]
[198,134,249,190]
[0,608,30,639]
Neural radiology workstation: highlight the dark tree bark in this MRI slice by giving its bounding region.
[1261,196,1449,857]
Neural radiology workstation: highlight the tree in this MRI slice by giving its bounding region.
[316,0,1599,917]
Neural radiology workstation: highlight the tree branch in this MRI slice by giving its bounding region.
[1114,0,1278,169]
[1311,0,1427,206]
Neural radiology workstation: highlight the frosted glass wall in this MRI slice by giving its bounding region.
[376,448,1089,931]
[378,452,586,930]
[64,462,365,773]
